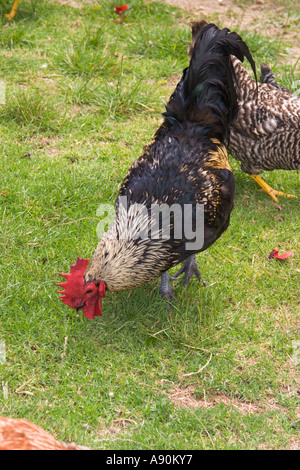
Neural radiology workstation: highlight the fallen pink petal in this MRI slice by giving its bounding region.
[114,4,128,15]
[268,247,293,260]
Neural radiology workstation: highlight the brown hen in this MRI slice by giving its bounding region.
[189,20,300,203]
[0,416,89,450]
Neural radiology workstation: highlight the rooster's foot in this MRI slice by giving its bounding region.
[250,175,296,203]
[5,0,19,20]
[160,272,175,301]
[171,254,206,286]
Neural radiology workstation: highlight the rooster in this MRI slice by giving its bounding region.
[58,23,256,319]
[189,20,300,203]
[0,416,89,450]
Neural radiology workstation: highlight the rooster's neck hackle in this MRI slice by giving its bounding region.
[204,139,231,171]
[84,210,175,292]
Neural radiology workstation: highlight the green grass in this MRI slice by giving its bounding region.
[0,0,299,450]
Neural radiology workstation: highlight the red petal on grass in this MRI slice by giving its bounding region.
[114,4,128,14]
[268,247,293,260]
[274,251,293,259]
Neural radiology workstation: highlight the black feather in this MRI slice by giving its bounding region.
[165,23,257,142]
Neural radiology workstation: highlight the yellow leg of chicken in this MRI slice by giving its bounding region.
[5,0,20,20]
[250,175,296,203]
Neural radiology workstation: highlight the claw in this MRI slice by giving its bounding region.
[171,254,206,286]
[250,175,296,203]
[5,0,19,20]
[159,256,206,313]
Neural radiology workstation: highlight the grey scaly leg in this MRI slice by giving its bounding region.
[159,272,175,300]
[171,254,206,286]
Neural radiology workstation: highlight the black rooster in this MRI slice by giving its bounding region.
[58,23,256,318]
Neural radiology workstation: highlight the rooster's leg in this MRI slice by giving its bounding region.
[5,0,20,20]
[250,175,296,203]
[159,272,175,300]
[171,254,206,286]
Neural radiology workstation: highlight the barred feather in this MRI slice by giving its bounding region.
[229,57,300,174]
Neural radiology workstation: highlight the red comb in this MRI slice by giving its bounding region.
[57,258,89,307]
[268,247,293,260]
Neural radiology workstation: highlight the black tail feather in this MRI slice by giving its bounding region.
[165,23,257,143]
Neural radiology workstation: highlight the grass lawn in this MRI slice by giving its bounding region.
[0,0,299,450]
